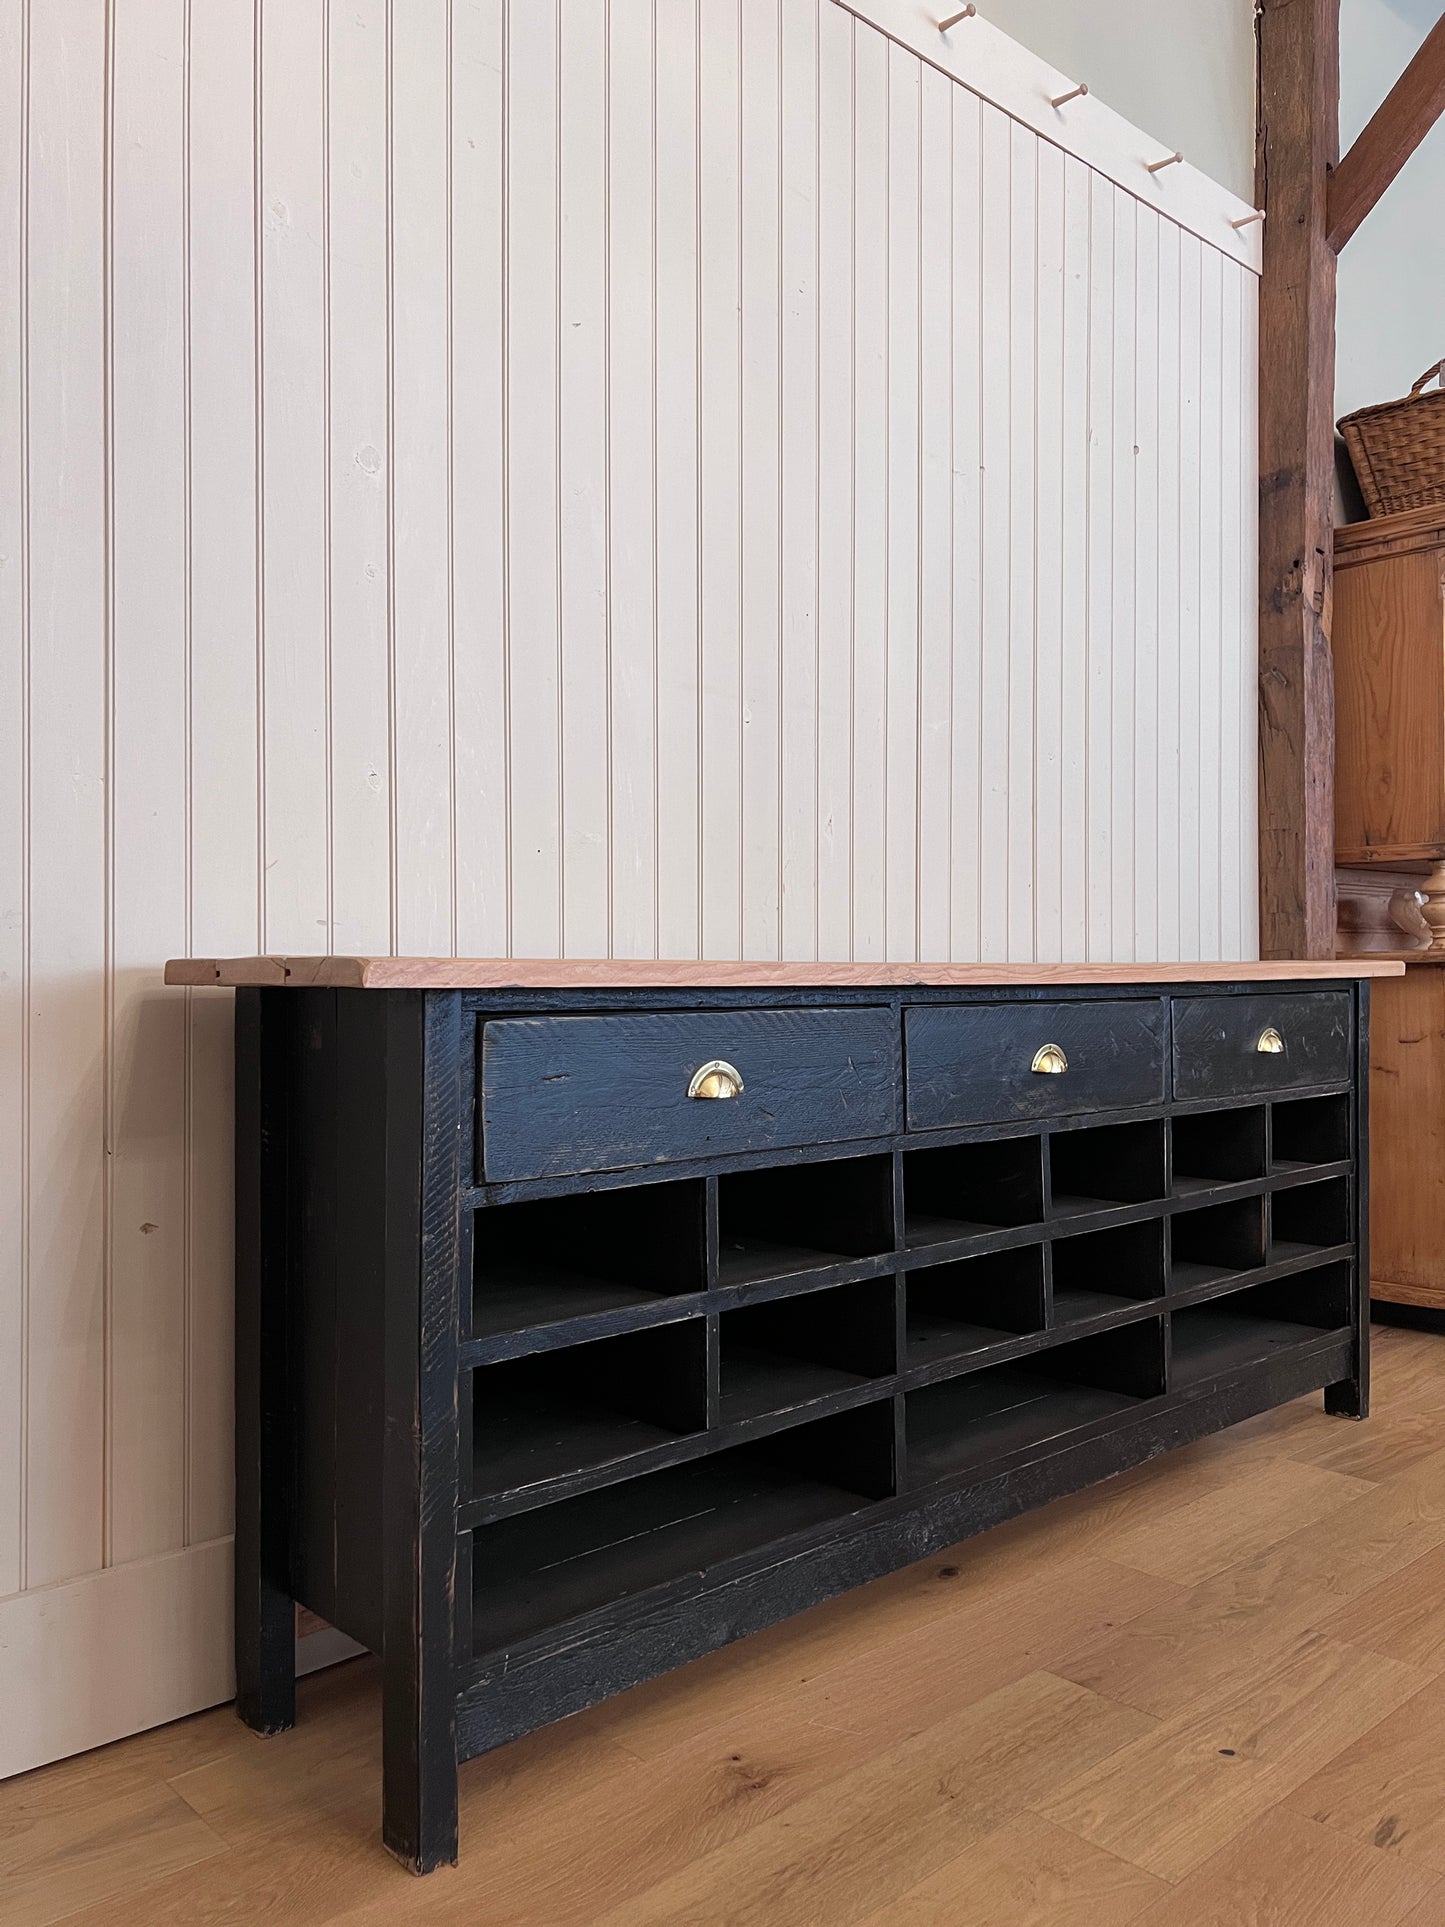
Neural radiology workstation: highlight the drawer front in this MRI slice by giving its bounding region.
[1171,991,1352,1100]
[479,1008,901,1181]
[904,1000,1166,1129]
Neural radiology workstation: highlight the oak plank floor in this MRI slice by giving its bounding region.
[6,1323,1445,1925]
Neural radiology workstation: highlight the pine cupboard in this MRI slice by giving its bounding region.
[1333,508,1445,1312]
[1335,505,1445,899]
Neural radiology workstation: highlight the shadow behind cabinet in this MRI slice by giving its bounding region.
[1335,506,1445,1312]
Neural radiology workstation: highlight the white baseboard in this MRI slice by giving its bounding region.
[0,1540,364,1779]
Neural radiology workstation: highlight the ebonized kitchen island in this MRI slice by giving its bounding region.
[164,955,1401,1871]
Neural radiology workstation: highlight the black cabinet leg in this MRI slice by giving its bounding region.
[234,988,297,1735]
[1329,997,1374,1426]
[382,1649,459,1874]
[381,992,463,1872]
[1325,1376,1368,1420]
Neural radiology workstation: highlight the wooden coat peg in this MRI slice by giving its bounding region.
[938,6,976,29]
[1050,82,1088,108]
[1231,209,1266,229]
[1146,150,1184,173]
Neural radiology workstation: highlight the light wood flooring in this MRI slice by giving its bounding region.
[9,1321,1445,1926]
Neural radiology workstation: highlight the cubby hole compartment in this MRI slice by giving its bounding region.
[471,1181,706,1341]
[1272,1095,1350,1173]
[905,1248,1046,1369]
[1170,1264,1352,1390]
[905,1321,1165,1487]
[1169,1196,1266,1293]
[470,1402,897,1657]
[717,1155,895,1289]
[1271,1178,1351,1261]
[470,1322,708,1506]
[719,1281,897,1426]
[1048,1120,1167,1216]
[902,1136,1044,1248]
[1051,1220,1165,1323]
[1171,1108,1266,1193]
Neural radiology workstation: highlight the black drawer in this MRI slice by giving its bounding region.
[1171,992,1352,1101]
[479,1008,901,1182]
[904,1000,1166,1130]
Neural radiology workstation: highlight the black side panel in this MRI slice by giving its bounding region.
[333,992,390,1650]
[233,988,297,1735]
[286,991,388,1654]
[291,991,339,1629]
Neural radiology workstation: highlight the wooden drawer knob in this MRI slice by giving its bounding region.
[1031,1043,1069,1075]
[687,1059,744,1100]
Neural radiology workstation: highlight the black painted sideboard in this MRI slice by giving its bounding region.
[165,954,1397,1872]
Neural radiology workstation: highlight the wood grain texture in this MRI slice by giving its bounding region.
[1135,1807,1442,1926]
[1337,503,1445,565]
[1036,1635,1429,1881]
[855,1812,1168,1926]
[0,1764,227,1927]
[1255,0,1339,960]
[1314,1537,1445,1676]
[21,1328,1445,1923]
[1335,864,1432,957]
[1285,1672,1445,1875]
[593,1671,1158,1927]
[1328,11,1445,253]
[1369,968,1445,1309]
[164,958,1404,990]
[1056,1454,1445,1725]
[1333,539,1445,863]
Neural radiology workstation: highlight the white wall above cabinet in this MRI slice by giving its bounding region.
[0,0,1259,1776]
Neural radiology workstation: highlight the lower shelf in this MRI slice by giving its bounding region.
[473,1270,679,1342]
[456,1334,1354,1763]
[1170,1307,1349,1388]
[906,1370,1139,1485]
[717,1347,869,1425]
[1169,1264,1354,1389]
[1052,1286,1147,1325]
[471,1384,688,1504]
[471,1446,873,1657]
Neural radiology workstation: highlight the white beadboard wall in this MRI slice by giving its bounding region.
[0,0,1259,1770]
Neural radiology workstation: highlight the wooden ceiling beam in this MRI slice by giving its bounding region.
[1256,0,1339,960]
[1328,10,1445,251]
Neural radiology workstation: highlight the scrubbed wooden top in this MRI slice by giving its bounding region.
[164,956,1405,990]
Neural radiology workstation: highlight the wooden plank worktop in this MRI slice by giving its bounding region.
[164,956,1406,990]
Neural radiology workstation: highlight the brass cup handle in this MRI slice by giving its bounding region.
[688,1059,744,1100]
[1031,1043,1069,1075]
[1256,1027,1285,1055]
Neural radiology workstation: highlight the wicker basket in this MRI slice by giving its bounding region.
[1340,360,1445,517]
